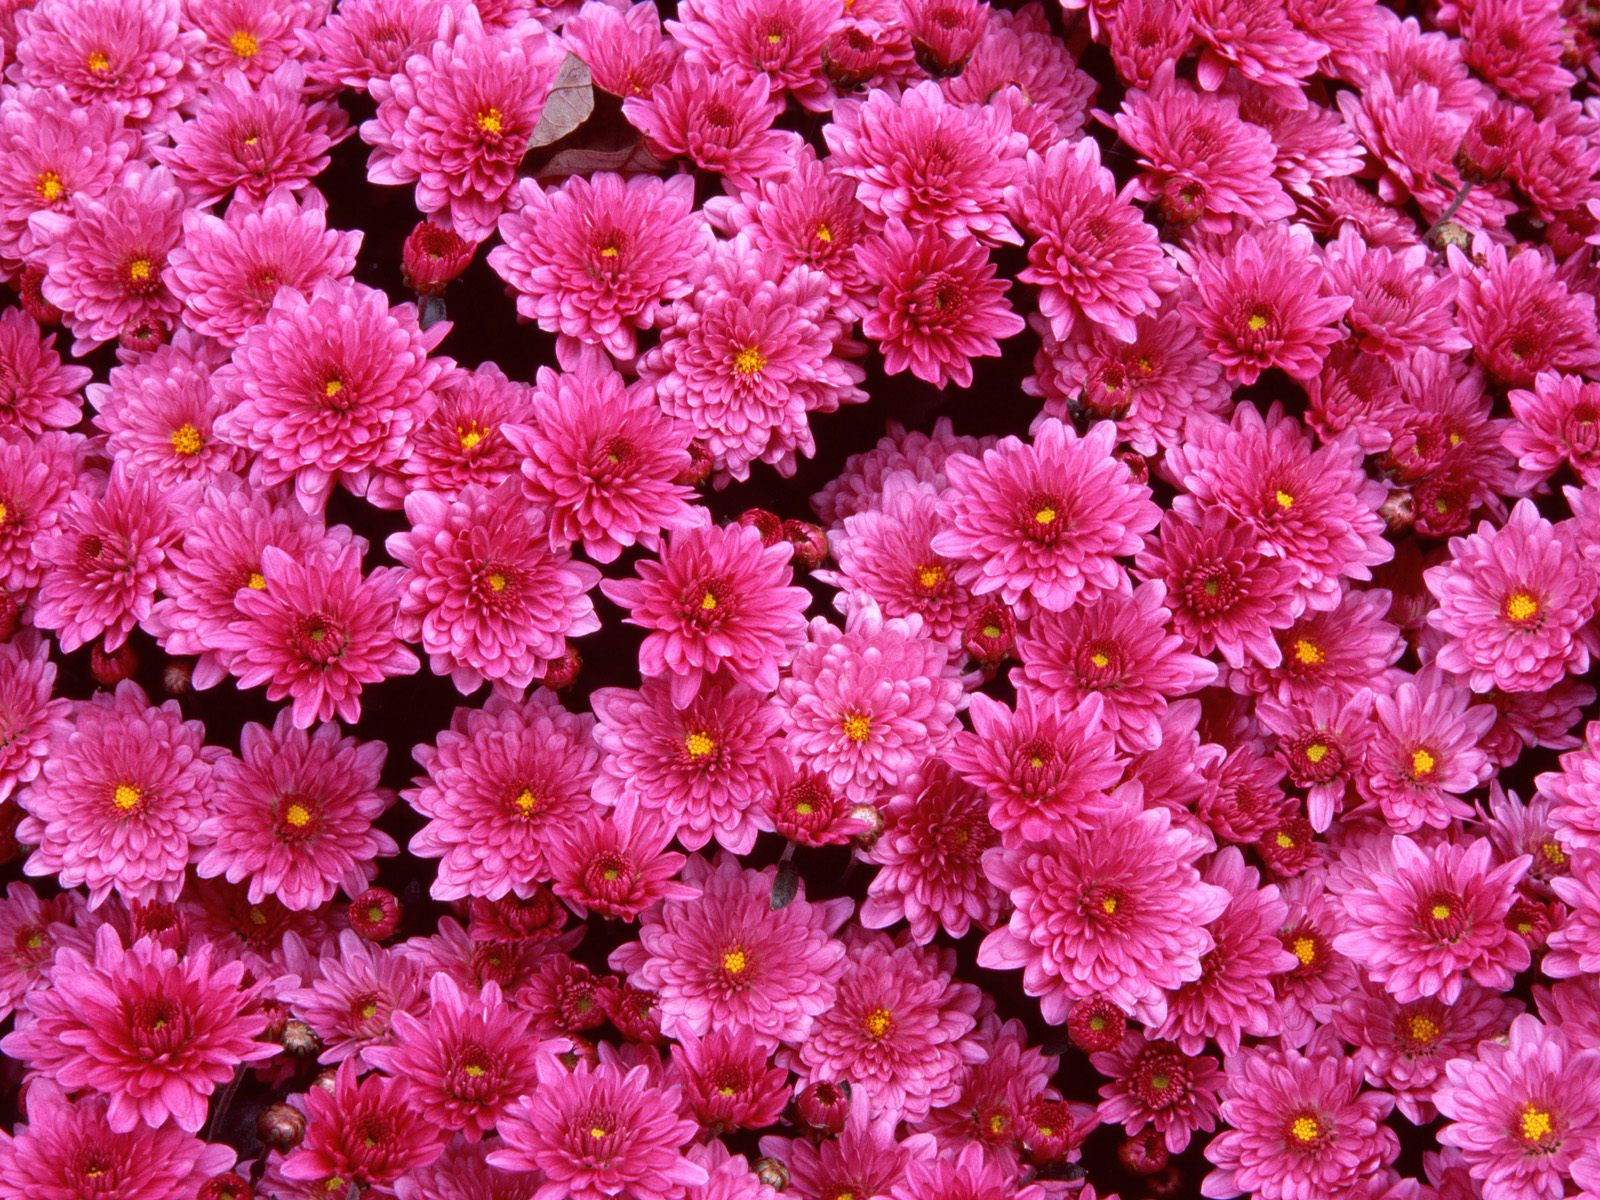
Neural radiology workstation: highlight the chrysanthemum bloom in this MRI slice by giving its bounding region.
[860,761,1003,943]
[490,1055,707,1200]
[943,5,1095,144]
[1358,670,1496,833]
[592,677,780,856]
[776,605,963,804]
[979,787,1228,1025]
[212,278,450,512]
[1426,500,1598,694]
[1333,833,1529,1004]
[215,542,419,727]
[932,419,1158,616]
[1188,0,1324,103]
[797,930,983,1123]
[1450,240,1600,388]
[610,855,851,1043]
[157,63,349,208]
[641,237,864,482]
[167,187,361,348]
[624,65,803,192]
[914,1012,1063,1164]
[2,924,276,1132]
[0,636,64,808]
[1011,136,1175,343]
[34,465,190,654]
[387,481,601,694]
[857,219,1024,390]
[0,884,79,1022]
[300,0,452,92]
[490,173,708,360]
[0,85,141,263]
[1459,0,1573,100]
[603,521,810,708]
[1321,227,1466,363]
[549,805,697,921]
[1506,372,1600,489]
[761,755,870,847]
[1235,587,1404,706]
[669,0,835,110]
[362,7,564,241]
[0,1078,238,1200]
[671,1028,791,1131]
[1093,1032,1226,1154]
[1256,688,1373,832]
[1111,67,1294,232]
[193,710,395,911]
[1544,730,1600,856]
[765,1095,934,1200]
[825,81,1025,245]
[507,353,697,563]
[362,973,543,1141]
[812,417,992,526]
[281,1060,445,1190]
[1436,1015,1600,1200]
[14,0,202,129]
[945,690,1121,845]
[280,929,427,1067]
[19,682,221,908]
[382,362,528,502]
[561,0,681,98]
[1203,1032,1398,1200]
[88,334,244,489]
[30,162,186,353]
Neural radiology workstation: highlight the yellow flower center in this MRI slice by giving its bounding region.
[459,426,484,450]
[1275,490,1294,509]
[477,107,505,134]
[230,29,259,57]
[598,244,620,258]
[1276,831,1295,849]
[1290,1115,1322,1144]
[589,1126,607,1140]
[733,346,767,376]
[128,258,152,282]
[25,932,41,949]
[1408,1015,1440,1044]
[1292,936,1316,965]
[794,800,814,815]
[1431,903,1451,920]
[1542,841,1567,867]
[722,949,747,974]
[1305,742,1329,764]
[514,789,538,815]
[284,803,311,827]
[488,573,507,592]
[464,1064,485,1078]
[248,571,267,590]
[1412,748,1436,778]
[112,783,142,810]
[1506,591,1539,622]
[0,503,9,524]
[1520,1105,1554,1142]
[1292,639,1324,666]
[360,1003,378,1019]
[35,171,63,202]
[169,423,203,457]
[863,1007,893,1038]
[1091,651,1109,668]
[982,624,1002,639]
[767,30,782,43]
[843,712,872,743]
[815,222,833,243]
[685,731,715,758]
[1248,312,1269,332]
[700,591,717,611]
[323,378,344,399]
[1035,506,1057,525]
[88,50,111,73]
[1102,896,1118,915]
[916,564,945,588]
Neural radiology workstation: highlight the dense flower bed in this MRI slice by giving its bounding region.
[0,1,1599,1200]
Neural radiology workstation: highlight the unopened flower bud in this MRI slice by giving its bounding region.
[164,659,194,696]
[90,642,138,688]
[904,0,988,76]
[0,589,21,643]
[675,441,714,487]
[541,646,582,690]
[349,887,401,939]
[120,316,169,354]
[402,221,474,296]
[199,1172,254,1200]
[822,25,883,89]
[1114,450,1149,486]
[1378,489,1414,533]
[19,265,61,325]
[1428,220,1471,253]
[781,519,829,570]
[849,803,884,848]
[258,1103,306,1151]
[282,1019,321,1057]
[753,1158,790,1192]
[1066,995,1125,1053]
[1118,1129,1168,1175]
[738,508,783,546]
[559,1035,600,1070]
[796,1080,851,1133]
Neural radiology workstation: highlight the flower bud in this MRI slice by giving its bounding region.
[781,519,829,570]
[19,265,61,325]
[90,642,138,688]
[738,508,783,546]
[349,887,402,940]
[796,1080,851,1133]
[904,0,988,77]
[1118,1129,1169,1175]
[541,646,583,691]
[675,441,714,487]
[402,222,474,296]
[753,1158,790,1192]
[282,1019,321,1058]
[120,316,170,355]
[0,589,21,643]
[163,659,194,696]
[963,601,1016,669]
[257,1103,306,1152]
[199,1173,254,1200]
[602,983,665,1043]
[1378,489,1414,534]
[848,802,884,848]
[822,25,884,89]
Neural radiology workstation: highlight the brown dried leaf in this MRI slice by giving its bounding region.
[527,54,595,149]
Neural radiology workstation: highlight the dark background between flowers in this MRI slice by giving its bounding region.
[0,2,1589,1195]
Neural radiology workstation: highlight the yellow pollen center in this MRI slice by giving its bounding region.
[464,1064,485,1077]
[794,800,814,815]
[366,906,384,922]
[864,1007,893,1037]
[1408,1015,1440,1044]
[598,245,620,258]
[1431,903,1451,920]
[1091,651,1109,668]
[1035,506,1057,524]
[1506,592,1539,622]
[460,428,483,450]
[248,571,266,590]
[0,503,9,524]
[1102,896,1118,915]
[722,949,747,974]
[916,564,945,588]
[589,1127,607,1140]
[1412,748,1437,777]
[982,624,1002,639]
[843,713,871,743]
[128,258,152,282]
[685,731,715,758]
[1291,1116,1321,1143]
[112,783,142,810]
[488,573,507,592]
[36,171,63,202]
[25,933,41,949]
[88,50,110,72]
[815,223,833,243]
[1520,1105,1553,1142]
[1248,313,1268,332]
[169,423,203,457]
[1276,832,1295,848]
[323,379,343,399]
[477,108,505,134]
[733,346,767,376]
[1292,936,1316,965]
[1543,842,1567,866]
[248,907,267,925]
[230,29,259,57]
[698,591,719,613]
[1293,639,1324,666]
[1306,742,1329,764]
[1275,490,1294,509]
[284,803,311,827]
[767,30,782,43]
[514,790,538,814]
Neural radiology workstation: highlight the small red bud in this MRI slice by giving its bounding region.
[0,589,21,642]
[257,1104,307,1152]
[1118,1129,1169,1175]
[163,659,194,696]
[780,518,828,570]
[282,1020,321,1058]
[402,221,474,296]
[674,441,714,487]
[795,1080,851,1133]
[541,645,582,690]
[19,265,61,325]
[752,1158,790,1192]
[90,641,138,687]
[963,600,1016,669]
[737,508,783,546]
[199,1173,254,1200]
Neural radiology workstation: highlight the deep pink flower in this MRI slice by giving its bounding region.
[0,307,85,436]
[669,0,836,110]
[812,416,992,526]
[0,924,276,1133]
[185,0,323,83]
[1543,725,1600,856]
[623,65,802,192]
[0,884,78,1022]
[1450,240,1600,388]
[890,1138,1043,1200]
[561,0,680,98]
[1322,227,1466,363]
[1358,669,1497,833]
[1189,0,1325,102]
[281,1060,445,1189]
[1232,586,1404,706]
[942,5,1095,147]
[1256,688,1374,832]
[301,0,452,93]
[671,1027,791,1131]
[1094,1032,1225,1154]
[0,635,69,806]
[549,805,697,921]
[1506,372,1600,489]
[279,928,427,1067]
[388,362,530,501]
[1460,0,1573,101]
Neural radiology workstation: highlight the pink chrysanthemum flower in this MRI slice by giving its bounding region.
[365,974,544,1141]
[157,63,349,208]
[932,419,1158,616]
[1092,1032,1226,1154]
[610,855,851,1043]
[812,417,992,526]
[212,278,450,512]
[1450,240,1600,388]
[642,237,864,482]
[1460,0,1573,101]
[507,352,697,564]
[1257,688,1374,831]
[0,1079,237,1200]
[1426,500,1598,694]
[1358,669,1496,833]
[623,65,802,192]
[19,682,222,909]
[1436,1015,1600,1200]
[1544,727,1600,856]
[1012,580,1217,753]
[672,1027,790,1131]
[603,521,810,708]
[1,924,276,1133]
[0,884,78,1022]
[762,755,870,847]
[860,760,1004,943]
[561,0,680,99]
[280,929,427,1067]
[362,6,565,241]
[1012,136,1175,343]
[1548,854,1600,980]
[857,219,1025,390]
[490,1055,707,1200]
[281,1060,445,1190]
[0,306,87,437]
[31,162,186,353]
[895,1134,1046,1200]
[300,0,452,93]
[797,930,983,1123]
[669,0,834,110]
[194,710,396,911]
[214,541,419,727]
[0,636,68,806]
[943,5,1096,146]
[549,805,696,921]
[15,0,202,129]
[592,677,780,856]
[945,690,1121,845]
[167,187,361,348]
[0,85,141,263]
[387,481,601,694]
[1333,834,1529,1004]
[1235,587,1403,706]
[33,466,188,654]
[490,173,709,359]
[391,362,530,501]
[914,1011,1062,1164]
[1506,372,1600,489]
[88,334,244,489]
[777,605,963,804]
[1111,67,1294,233]
[1203,1032,1399,1200]
[826,81,1025,245]
[186,0,323,84]
[978,787,1228,1024]
[1189,0,1325,103]
[762,1093,931,1200]
[1322,227,1466,363]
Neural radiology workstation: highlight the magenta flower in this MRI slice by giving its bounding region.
[813,416,993,526]
[1322,226,1467,362]
[280,929,427,1067]
[362,6,565,241]
[0,306,87,436]
[280,1060,445,1189]
[390,362,530,501]
[1333,834,1530,1004]
[672,1027,791,1132]
[549,805,697,921]
[1358,669,1497,833]
[623,65,802,192]
[406,690,603,901]
[490,172,710,359]
[1256,688,1374,832]
[669,0,835,110]
[561,0,680,99]
[0,924,276,1133]
[1235,586,1404,707]
[1548,854,1600,980]
[1450,239,1600,387]
[1505,372,1600,489]
[194,710,396,911]
[302,0,454,93]
[603,521,811,708]
[1544,728,1600,856]
[187,0,322,83]
[0,635,69,805]
[1093,1033,1226,1154]
[1189,0,1325,101]
[0,884,78,1023]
